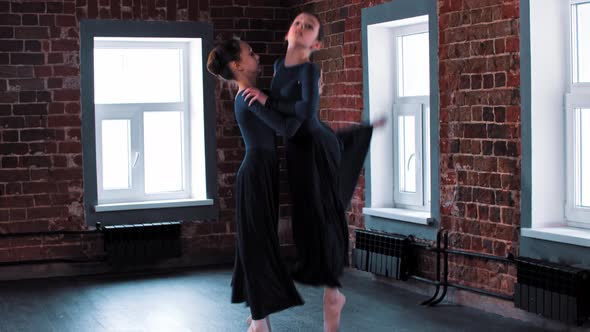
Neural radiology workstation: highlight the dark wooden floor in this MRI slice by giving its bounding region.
[0,266,565,331]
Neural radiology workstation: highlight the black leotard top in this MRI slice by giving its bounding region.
[241,58,322,138]
[234,90,297,151]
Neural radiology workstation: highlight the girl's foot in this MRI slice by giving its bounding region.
[246,315,272,332]
[248,319,270,332]
[324,289,346,332]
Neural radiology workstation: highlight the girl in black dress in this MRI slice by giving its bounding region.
[243,12,380,332]
[207,38,304,332]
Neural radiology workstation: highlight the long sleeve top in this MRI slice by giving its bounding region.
[247,58,322,138]
[234,91,297,151]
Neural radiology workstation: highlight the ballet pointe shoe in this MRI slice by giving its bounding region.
[324,289,346,332]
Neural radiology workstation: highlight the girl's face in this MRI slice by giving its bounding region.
[286,13,321,50]
[234,41,260,78]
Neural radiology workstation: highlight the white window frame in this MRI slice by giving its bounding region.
[565,0,590,229]
[94,39,192,205]
[392,23,430,211]
[566,0,590,228]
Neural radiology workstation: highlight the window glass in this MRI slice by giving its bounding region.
[580,108,590,207]
[398,114,417,193]
[572,2,590,84]
[94,47,183,104]
[102,119,131,190]
[398,32,429,97]
[144,111,184,194]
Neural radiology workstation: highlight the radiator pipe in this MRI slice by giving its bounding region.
[412,240,515,264]
[409,275,514,301]
[0,229,100,238]
[0,256,107,267]
[414,230,514,305]
[428,231,449,306]
[445,248,514,264]
[447,282,513,301]
[420,230,442,306]
[409,275,438,285]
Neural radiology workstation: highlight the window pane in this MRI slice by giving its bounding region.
[94,47,183,104]
[144,111,184,193]
[398,32,429,97]
[102,120,130,190]
[573,2,590,83]
[581,108,590,207]
[398,115,417,193]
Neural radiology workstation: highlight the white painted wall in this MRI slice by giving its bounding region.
[190,38,207,200]
[367,24,395,207]
[530,0,568,227]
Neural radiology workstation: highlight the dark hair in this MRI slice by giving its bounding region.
[291,11,323,42]
[305,12,324,42]
[206,37,241,81]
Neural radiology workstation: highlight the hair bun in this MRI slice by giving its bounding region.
[206,38,242,81]
[206,48,222,77]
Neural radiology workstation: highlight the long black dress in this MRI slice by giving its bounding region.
[230,90,303,320]
[256,58,373,288]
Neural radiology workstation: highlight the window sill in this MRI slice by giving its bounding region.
[362,207,433,225]
[522,226,590,248]
[95,198,214,212]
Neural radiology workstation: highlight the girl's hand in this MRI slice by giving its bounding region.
[242,87,268,107]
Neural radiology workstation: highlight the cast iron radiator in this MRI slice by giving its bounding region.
[352,229,412,280]
[100,221,182,264]
[514,257,590,325]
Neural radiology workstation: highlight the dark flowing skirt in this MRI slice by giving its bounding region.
[287,123,373,287]
[231,149,304,320]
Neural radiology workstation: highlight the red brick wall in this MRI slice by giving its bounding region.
[292,0,521,296]
[0,0,290,264]
[438,0,520,295]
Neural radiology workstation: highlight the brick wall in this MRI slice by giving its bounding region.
[0,0,290,265]
[438,0,520,295]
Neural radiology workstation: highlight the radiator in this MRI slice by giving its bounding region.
[352,229,412,280]
[101,221,182,264]
[514,257,590,325]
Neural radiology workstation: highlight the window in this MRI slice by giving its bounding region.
[94,38,196,204]
[80,20,217,227]
[392,24,430,209]
[566,0,590,227]
[362,11,437,227]
[521,0,590,250]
